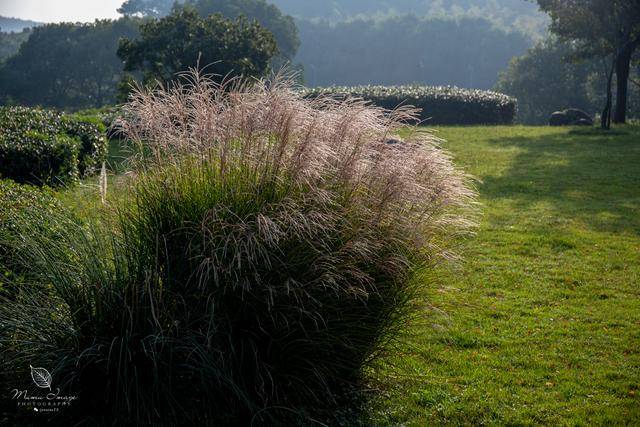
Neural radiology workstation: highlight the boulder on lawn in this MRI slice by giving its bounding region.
[549,108,593,126]
[573,118,593,126]
[564,108,592,124]
[549,111,570,126]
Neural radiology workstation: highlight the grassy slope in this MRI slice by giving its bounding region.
[369,126,640,425]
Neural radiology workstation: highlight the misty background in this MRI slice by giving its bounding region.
[0,0,637,123]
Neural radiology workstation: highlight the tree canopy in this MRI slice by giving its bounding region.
[0,29,31,62]
[536,0,640,123]
[118,0,181,18]
[118,0,299,64]
[117,7,278,86]
[186,0,299,64]
[0,18,140,109]
[496,38,604,124]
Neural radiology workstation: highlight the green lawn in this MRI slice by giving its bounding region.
[368,125,640,425]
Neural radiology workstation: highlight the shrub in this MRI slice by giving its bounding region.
[301,85,518,125]
[0,72,476,425]
[0,107,107,185]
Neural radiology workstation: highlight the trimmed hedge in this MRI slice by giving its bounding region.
[0,107,107,186]
[301,85,518,125]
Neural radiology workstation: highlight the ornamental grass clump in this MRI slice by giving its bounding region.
[0,70,476,425]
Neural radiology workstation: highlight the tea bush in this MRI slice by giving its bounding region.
[301,85,518,125]
[0,107,107,185]
[0,72,476,425]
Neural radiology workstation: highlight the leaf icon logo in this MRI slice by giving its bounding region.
[29,365,52,390]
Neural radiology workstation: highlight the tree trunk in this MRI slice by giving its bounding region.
[601,59,615,130]
[613,49,632,124]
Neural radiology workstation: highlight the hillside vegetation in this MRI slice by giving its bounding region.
[0,16,41,33]
[296,15,531,89]
[269,0,548,36]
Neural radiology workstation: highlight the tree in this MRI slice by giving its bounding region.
[0,19,140,109]
[0,28,31,62]
[536,0,640,125]
[496,38,601,124]
[118,0,299,66]
[117,7,278,86]
[186,0,299,65]
[118,0,181,18]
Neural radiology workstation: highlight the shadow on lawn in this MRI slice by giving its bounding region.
[481,127,640,235]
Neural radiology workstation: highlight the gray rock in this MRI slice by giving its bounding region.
[572,118,593,127]
[564,108,592,123]
[549,111,569,126]
[549,109,593,126]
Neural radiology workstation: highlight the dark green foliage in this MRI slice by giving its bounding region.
[535,0,640,124]
[0,18,140,109]
[74,106,124,139]
[496,39,600,124]
[0,29,31,62]
[301,85,517,125]
[118,7,278,86]
[118,0,299,64]
[296,15,532,90]
[0,107,107,185]
[496,38,640,124]
[186,0,299,64]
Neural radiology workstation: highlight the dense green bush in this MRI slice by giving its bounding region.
[74,106,124,139]
[301,85,518,125]
[0,107,107,185]
[117,7,278,87]
[0,72,476,425]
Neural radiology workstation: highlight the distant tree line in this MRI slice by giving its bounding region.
[0,19,139,109]
[0,0,297,110]
[296,15,531,89]
[269,0,548,37]
[0,28,31,62]
[0,16,41,33]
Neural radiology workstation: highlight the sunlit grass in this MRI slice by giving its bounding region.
[368,125,640,425]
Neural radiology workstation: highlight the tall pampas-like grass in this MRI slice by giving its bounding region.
[0,70,476,426]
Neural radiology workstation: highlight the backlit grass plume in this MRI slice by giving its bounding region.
[0,70,476,425]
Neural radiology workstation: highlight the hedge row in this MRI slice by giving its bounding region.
[301,85,518,125]
[0,107,107,186]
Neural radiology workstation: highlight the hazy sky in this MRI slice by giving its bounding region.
[0,0,122,23]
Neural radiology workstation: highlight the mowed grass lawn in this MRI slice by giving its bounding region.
[368,125,640,425]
